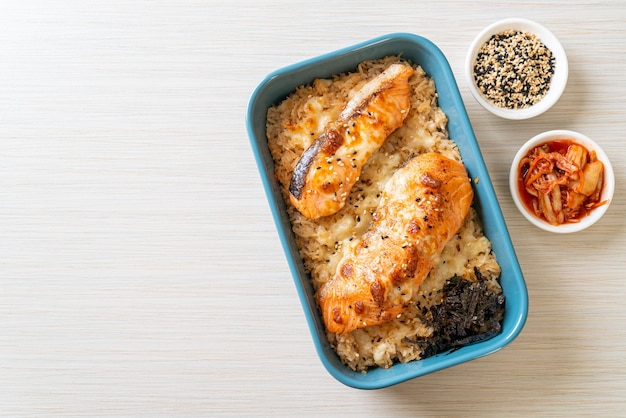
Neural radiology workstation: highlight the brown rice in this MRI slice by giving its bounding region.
[266,56,502,372]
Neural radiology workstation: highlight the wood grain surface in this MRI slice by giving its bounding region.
[1,0,625,415]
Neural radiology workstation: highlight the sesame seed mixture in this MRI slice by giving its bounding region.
[473,30,555,109]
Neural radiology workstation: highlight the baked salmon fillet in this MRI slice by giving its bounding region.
[317,153,474,334]
[289,63,414,219]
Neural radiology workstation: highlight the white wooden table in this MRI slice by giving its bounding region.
[2,1,625,415]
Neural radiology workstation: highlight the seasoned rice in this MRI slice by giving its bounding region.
[266,56,502,372]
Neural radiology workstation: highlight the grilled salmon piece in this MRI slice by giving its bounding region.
[317,153,474,334]
[289,63,414,219]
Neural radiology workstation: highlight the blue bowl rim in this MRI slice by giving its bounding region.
[246,32,529,389]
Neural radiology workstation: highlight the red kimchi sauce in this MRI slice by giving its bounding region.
[517,139,606,225]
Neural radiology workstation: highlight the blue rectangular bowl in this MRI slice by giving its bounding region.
[246,33,528,389]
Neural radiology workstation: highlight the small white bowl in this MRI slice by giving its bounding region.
[509,130,615,233]
[465,18,568,120]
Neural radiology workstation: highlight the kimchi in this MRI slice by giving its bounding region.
[517,140,606,225]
